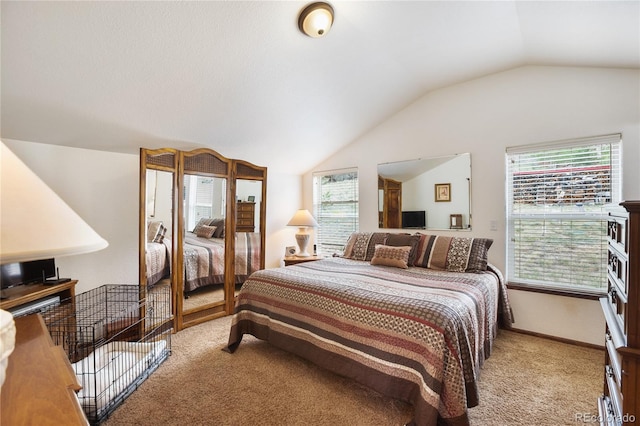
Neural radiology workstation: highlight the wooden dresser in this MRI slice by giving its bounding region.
[599,200,640,425]
[1,314,89,425]
[236,201,255,232]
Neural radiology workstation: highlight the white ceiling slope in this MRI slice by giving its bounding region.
[1,1,638,174]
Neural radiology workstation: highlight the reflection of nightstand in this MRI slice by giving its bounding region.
[283,256,322,266]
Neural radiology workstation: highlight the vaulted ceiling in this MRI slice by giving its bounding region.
[2,1,638,173]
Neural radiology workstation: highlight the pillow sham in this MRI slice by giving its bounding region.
[209,218,225,238]
[370,244,411,269]
[196,225,217,239]
[342,232,388,261]
[147,221,163,243]
[413,234,493,272]
[153,223,167,244]
[384,233,420,265]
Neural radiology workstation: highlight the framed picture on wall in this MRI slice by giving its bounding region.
[435,183,451,202]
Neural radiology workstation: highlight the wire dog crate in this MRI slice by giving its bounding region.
[41,284,172,424]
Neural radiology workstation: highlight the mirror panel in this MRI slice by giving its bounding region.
[378,153,471,230]
[181,173,227,313]
[178,149,232,327]
[235,179,263,298]
[139,148,178,330]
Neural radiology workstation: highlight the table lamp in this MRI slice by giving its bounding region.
[0,141,108,389]
[286,209,319,257]
[1,142,108,265]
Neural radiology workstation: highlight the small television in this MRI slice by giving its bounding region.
[402,210,426,229]
[0,258,56,290]
[0,262,24,289]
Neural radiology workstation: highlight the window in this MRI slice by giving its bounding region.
[313,169,358,255]
[506,134,622,294]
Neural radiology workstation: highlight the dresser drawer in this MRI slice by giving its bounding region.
[606,277,628,336]
[605,330,623,384]
[608,247,628,297]
[605,365,623,422]
[607,218,627,252]
[598,394,621,426]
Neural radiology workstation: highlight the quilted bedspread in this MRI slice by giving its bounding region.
[183,232,262,292]
[227,257,513,426]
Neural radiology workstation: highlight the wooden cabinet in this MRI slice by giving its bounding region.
[1,314,89,425]
[599,200,640,425]
[236,201,255,232]
[0,280,77,314]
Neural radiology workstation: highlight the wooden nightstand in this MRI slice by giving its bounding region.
[283,256,323,266]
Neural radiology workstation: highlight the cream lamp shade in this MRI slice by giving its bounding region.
[298,2,334,38]
[286,209,319,257]
[0,141,109,265]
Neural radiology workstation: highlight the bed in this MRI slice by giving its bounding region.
[226,232,514,426]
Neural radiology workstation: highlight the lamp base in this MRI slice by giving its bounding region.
[295,231,311,257]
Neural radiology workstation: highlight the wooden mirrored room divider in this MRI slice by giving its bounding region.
[140,147,267,331]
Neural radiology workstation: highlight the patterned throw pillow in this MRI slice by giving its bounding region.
[192,218,213,234]
[153,223,167,244]
[370,244,412,269]
[147,221,163,242]
[343,232,373,260]
[196,225,217,239]
[342,232,388,260]
[413,234,493,272]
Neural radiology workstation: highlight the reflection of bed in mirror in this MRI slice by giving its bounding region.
[146,241,171,286]
[145,223,262,293]
[183,229,261,294]
[145,220,171,287]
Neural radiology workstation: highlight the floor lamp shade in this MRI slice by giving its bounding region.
[287,209,319,257]
[0,142,109,264]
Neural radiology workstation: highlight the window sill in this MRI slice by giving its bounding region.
[506,282,606,301]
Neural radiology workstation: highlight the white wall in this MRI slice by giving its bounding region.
[3,140,302,294]
[3,139,140,294]
[303,65,640,345]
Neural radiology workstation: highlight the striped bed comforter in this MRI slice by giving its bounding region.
[226,257,513,426]
[183,232,261,293]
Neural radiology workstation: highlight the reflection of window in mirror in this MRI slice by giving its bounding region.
[378,153,471,231]
[184,175,226,232]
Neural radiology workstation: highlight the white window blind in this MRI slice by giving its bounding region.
[506,134,622,293]
[313,169,358,255]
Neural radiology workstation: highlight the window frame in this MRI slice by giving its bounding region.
[312,168,359,256]
[505,134,622,297]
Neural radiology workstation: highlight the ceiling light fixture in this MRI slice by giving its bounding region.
[298,2,334,38]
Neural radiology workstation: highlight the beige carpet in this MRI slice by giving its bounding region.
[103,316,603,426]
